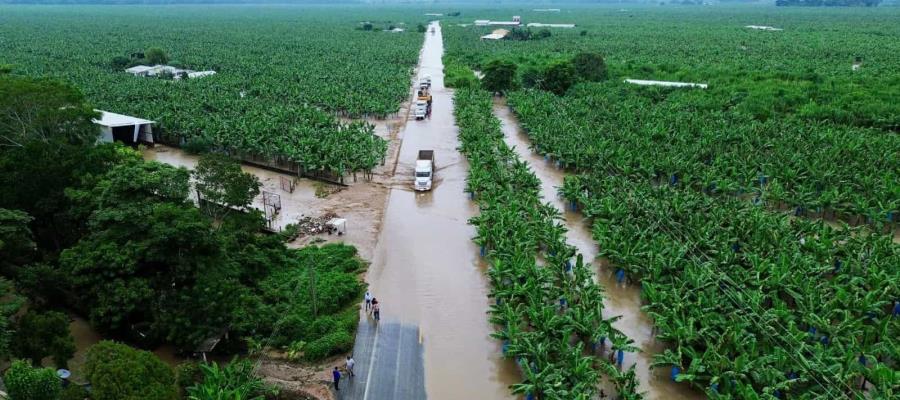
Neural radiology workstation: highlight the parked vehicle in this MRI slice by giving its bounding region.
[415,150,435,191]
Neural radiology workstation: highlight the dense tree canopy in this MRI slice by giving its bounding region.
[12,310,75,368]
[3,360,61,400]
[84,341,178,400]
[481,59,518,94]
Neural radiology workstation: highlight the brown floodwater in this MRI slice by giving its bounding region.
[494,100,705,400]
[363,22,518,400]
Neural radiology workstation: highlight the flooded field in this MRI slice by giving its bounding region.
[362,22,518,400]
[494,100,704,400]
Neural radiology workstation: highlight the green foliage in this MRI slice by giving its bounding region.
[301,330,354,361]
[12,310,75,368]
[540,60,576,95]
[442,58,478,89]
[144,47,169,65]
[175,361,203,395]
[186,358,276,400]
[0,74,130,254]
[59,385,89,400]
[0,74,99,149]
[182,136,215,155]
[571,52,607,82]
[84,341,178,400]
[481,59,517,94]
[454,88,630,398]
[110,55,130,69]
[417,23,426,33]
[0,7,414,176]
[253,244,365,360]
[4,360,61,400]
[0,208,34,271]
[0,278,24,359]
[60,159,242,347]
[194,153,261,220]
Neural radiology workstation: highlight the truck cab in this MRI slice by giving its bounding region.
[415,150,435,191]
[414,100,428,120]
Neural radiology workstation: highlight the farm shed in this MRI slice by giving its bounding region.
[624,79,708,89]
[125,65,216,79]
[745,25,783,31]
[526,23,576,28]
[481,29,510,40]
[124,65,155,76]
[474,16,521,27]
[92,110,155,145]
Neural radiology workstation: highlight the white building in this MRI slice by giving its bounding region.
[474,16,521,27]
[125,65,216,79]
[481,29,510,40]
[745,25,783,31]
[526,23,576,28]
[624,79,708,89]
[92,110,155,145]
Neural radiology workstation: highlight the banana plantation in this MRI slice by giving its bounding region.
[0,6,424,178]
[443,4,899,400]
[456,88,644,400]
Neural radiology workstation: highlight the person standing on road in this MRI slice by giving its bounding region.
[364,291,373,312]
[346,355,356,377]
[333,366,341,391]
[373,302,381,322]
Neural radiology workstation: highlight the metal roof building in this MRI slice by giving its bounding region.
[92,110,155,145]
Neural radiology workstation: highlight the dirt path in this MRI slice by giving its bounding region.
[493,99,705,400]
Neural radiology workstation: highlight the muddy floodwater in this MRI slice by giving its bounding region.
[363,23,518,399]
[494,100,705,400]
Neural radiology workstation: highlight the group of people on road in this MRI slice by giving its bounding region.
[331,291,383,392]
[364,290,380,321]
[332,355,356,391]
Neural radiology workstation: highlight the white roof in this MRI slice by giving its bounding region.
[624,79,708,89]
[188,71,217,78]
[745,25,783,31]
[527,23,576,28]
[125,65,154,73]
[481,34,506,40]
[92,110,155,128]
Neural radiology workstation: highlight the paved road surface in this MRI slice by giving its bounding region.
[337,318,426,399]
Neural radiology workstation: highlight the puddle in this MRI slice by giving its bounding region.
[494,99,705,400]
[363,22,518,400]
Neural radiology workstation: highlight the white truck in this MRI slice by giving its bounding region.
[414,100,428,120]
[415,150,435,191]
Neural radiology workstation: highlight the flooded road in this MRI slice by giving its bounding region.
[494,100,705,400]
[362,22,517,400]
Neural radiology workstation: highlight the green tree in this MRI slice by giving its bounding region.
[481,59,518,94]
[0,208,34,272]
[542,60,577,95]
[193,153,261,222]
[0,75,127,254]
[417,23,427,33]
[0,74,99,149]
[0,277,24,359]
[110,55,130,70]
[145,47,169,65]
[84,341,178,400]
[4,360,61,400]
[61,160,241,347]
[12,310,76,368]
[572,52,608,82]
